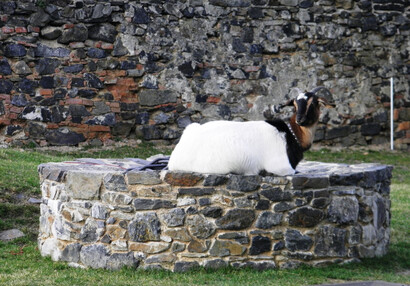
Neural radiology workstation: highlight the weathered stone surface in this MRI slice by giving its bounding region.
[106,252,139,270]
[187,215,216,239]
[104,173,127,192]
[129,242,170,254]
[66,171,103,200]
[328,196,359,224]
[162,208,186,227]
[58,24,88,44]
[209,240,246,257]
[227,175,261,192]
[288,207,324,227]
[255,212,283,229]
[133,199,175,210]
[285,229,313,252]
[128,212,161,242]
[216,209,255,230]
[139,90,178,106]
[249,236,272,255]
[178,188,215,196]
[202,206,223,218]
[45,129,85,146]
[127,171,162,185]
[0,229,25,241]
[314,226,347,257]
[260,188,292,202]
[80,244,110,269]
[164,172,203,186]
[174,261,199,272]
[60,243,82,263]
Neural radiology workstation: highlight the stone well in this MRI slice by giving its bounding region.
[38,159,393,271]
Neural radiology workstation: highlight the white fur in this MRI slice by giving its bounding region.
[297,93,308,101]
[168,121,295,176]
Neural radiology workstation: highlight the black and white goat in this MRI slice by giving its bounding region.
[168,87,335,176]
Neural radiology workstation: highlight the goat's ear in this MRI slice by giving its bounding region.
[318,97,335,108]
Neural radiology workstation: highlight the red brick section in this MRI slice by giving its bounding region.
[164,172,204,186]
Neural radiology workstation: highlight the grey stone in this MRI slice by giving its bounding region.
[0,229,25,241]
[104,173,127,192]
[314,225,347,257]
[203,175,228,186]
[66,171,103,200]
[260,188,292,202]
[328,196,359,225]
[218,232,249,244]
[285,229,313,252]
[58,23,88,44]
[249,236,272,255]
[255,212,283,229]
[106,252,138,270]
[204,259,228,269]
[227,175,261,192]
[128,212,161,242]
[133,199,176,210]
[91,203,108,219]
[162,208,186,227]
[288,207,324,227]
[139,90,178,107]
[80,244,110,269]
[187,215,216,239]
[202,206,223,218]
[127,171,162,185]
[174,261,199,272]
[80,218,105,243]
[216,209,255,230]
[178,188,215,196]
[61,243,82,263]
[89,23,117,43]
[209,240,247,257]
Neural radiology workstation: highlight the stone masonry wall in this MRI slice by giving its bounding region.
[38,159,392,271]
[0,1,409,149]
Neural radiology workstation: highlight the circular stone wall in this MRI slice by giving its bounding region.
[38,159,392,271]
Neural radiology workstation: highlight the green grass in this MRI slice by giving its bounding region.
[0,146,409,285]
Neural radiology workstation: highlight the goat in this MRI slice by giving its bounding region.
[168,87,335,176]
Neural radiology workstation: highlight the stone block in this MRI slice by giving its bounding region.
[216,209,256,230]
[80,244,110,269]
[227,175,261,192]
[255,212,283,229]
[209,240,246,257]
[128,212,161,242]
[328,196,359,225]
[288,207,324,227]
[66,171,103,200]
[127,171,162,185]
[164,172,203,186]
[314,226,347,257]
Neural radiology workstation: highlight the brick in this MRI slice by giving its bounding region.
[15,27,27,33]
[40,89,53,96]
[2,26,14,33]
[28,26,40,33]
[89,125,111,132]
[66,98,83,105]
[101,43,114,50]
[82,99,94,106]
[207,97,221,103]
[397,121,410,132]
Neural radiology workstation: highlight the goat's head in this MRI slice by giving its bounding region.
[282,87,335,127]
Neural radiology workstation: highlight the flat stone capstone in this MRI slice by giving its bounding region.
[38,159,393,271]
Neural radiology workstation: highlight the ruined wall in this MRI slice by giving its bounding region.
[0,0,409,148]
[38,159,393,271]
